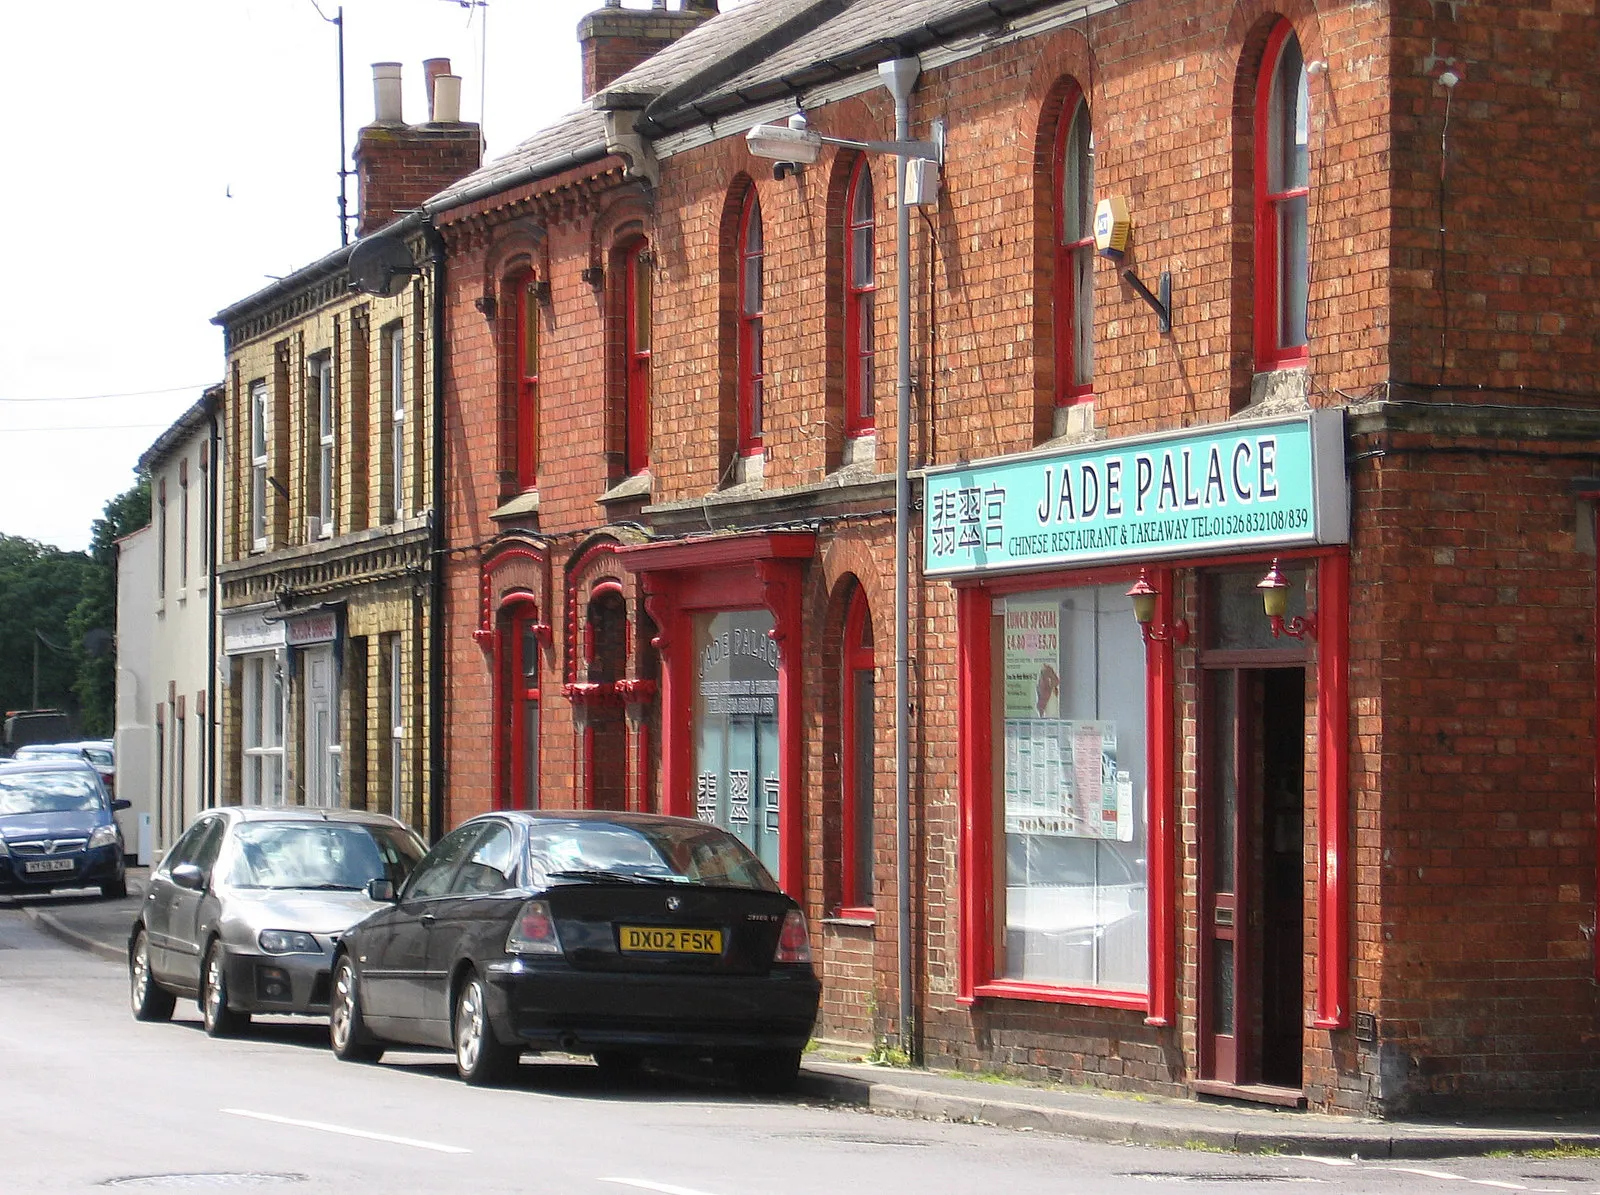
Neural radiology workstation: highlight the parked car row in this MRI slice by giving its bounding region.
[10,740,116,794]
[128,807,821,1093]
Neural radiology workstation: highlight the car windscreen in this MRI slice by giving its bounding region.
[224,822,427,891]
[527,821,778,892]
[80,747,113,768]
[0,769,104,814]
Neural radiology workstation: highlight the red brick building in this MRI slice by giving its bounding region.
[423,0,1600,1115]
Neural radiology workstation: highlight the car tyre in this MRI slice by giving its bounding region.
[329,954,385,1064]
[454,971,517,1086]
[101,876,128,900]
[129,928,175,1022]
[201,942,250,1038]
[734,1048,802,1094]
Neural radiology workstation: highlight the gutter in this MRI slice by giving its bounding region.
[423,146,611,221]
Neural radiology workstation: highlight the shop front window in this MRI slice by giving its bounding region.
[994,582,1147,992]
[692,609,780,878]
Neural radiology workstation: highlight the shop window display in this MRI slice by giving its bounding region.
[994,582,1147,991]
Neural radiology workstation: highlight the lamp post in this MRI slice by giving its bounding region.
[746,59,939,1058]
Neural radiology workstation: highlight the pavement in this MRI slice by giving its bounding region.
[17,867,1600,1160]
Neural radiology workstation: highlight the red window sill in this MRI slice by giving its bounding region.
[1054,386,1095,408]
[826,907,876,927]
[962,979,1148,1011]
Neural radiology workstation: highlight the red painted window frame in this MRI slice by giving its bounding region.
[955,566,1176,1020]
[737,190,764,457]
[839,585,876,917]
[496,601,542,811]
[1253,20,1310,372]
[1053,83,1095,407]
[623,239,652,476]
[844,159,876,437]
[580,580,631,812]
[514,274,540,490]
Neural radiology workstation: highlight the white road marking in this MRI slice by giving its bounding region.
[601,1179,729,1195]
[221,1107,471,1154]
[1386,1168,1471,1182]
[1298,1156,1359,1167]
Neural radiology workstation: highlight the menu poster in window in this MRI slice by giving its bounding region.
[1003,600,1061,719]
[1004,719,1128,841]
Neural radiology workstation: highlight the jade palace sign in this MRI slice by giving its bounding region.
[924,411,1348,576]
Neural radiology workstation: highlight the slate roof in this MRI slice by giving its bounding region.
[426,0,1061,212]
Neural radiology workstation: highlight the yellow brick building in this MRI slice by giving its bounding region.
[212,217,439,838]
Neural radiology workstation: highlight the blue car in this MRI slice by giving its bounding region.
[0,759,130,899]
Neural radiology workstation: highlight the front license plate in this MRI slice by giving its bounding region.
[618,926,723,955]
[23,858,75,874]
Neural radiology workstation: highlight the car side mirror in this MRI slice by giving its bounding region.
[171,863,206,892]
[367,878,397,903]
[111,799,131,812]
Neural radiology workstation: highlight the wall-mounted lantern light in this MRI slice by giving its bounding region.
[1257,558,1316,640]
[1126,568,1189,645]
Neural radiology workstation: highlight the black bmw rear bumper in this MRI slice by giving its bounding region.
[484,959,820,1054]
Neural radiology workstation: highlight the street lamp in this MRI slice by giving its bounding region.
[746,59,941,1059]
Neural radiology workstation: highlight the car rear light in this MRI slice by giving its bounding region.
[774,909,812,964]
[506,899,562,955]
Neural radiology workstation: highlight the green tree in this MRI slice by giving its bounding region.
[0,536,95,723]
[68,478,151,736]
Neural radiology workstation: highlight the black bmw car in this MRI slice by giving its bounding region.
[329,810,821,1090]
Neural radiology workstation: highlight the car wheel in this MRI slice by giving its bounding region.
[101,876,128,900]
[453,971,517,1086]
[592,1050,644,1082]
[200,942,250,1038]
[734,1048,802,1094]
[129,928,175,1022]
[329,955,384,1064]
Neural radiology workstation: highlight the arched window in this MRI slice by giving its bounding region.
[1054,85,1094,405]
[499,606,541,809]
[844,159,876,436]
[737,190,764,457]
[584,586,629,812]
[622,239,652,475]
[514,273,540,490]
[1255,21,1310,369]
[840,584,875,913]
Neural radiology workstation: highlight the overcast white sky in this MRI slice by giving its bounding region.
[1,0,711,553]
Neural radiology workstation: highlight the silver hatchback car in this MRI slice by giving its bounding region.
[128,807,426,1035]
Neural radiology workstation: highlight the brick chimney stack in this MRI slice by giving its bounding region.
[354,59,483,237]
[579,1,717,101]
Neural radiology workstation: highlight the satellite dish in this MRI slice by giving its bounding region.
[349,234,420,297]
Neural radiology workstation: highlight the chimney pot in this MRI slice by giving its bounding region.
[423,57,452,119]
[432,75,462,124]
[373,62,403,123]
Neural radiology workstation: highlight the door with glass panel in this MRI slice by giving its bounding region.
[693,609,781,877]
[1198,567,1308,1094]
[303,646,340,808]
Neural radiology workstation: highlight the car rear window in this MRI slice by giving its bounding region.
[527,821,778,892]
[0,769,104,814]
[225,822,427,891]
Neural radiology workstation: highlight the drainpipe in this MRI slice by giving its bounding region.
[207,404,220,809]
[424,219,448,845]
[880,55,919,1061]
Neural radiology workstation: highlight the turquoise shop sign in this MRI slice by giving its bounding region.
[923,411,1348,576]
